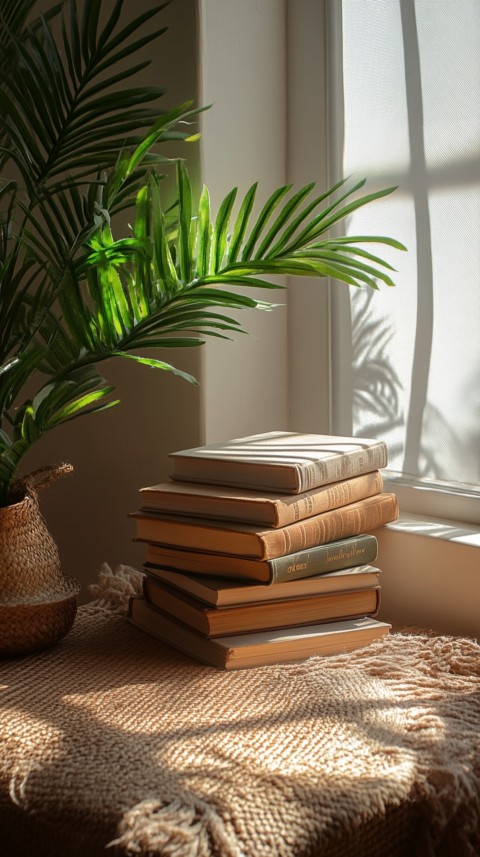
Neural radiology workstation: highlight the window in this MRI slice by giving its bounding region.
[326,0,480,523]
[199,2,479,527]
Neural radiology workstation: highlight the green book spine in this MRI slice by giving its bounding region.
[267,535,378,583]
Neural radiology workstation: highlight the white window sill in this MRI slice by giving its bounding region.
[375,514,480,639]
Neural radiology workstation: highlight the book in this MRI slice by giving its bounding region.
[131,492,399,560]
[143,534,379,583]
[143,564,382,607]
[139,470,384,528]
[143,576,381,636]
[128,596,391,670]
[168,431,388,494]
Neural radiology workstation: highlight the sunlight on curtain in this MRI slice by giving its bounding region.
[331,0,480,489]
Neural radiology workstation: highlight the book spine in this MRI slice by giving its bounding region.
[260,493,398,560]
[296,443,387,492]
[266,536,378,583]
[274,471,383,527]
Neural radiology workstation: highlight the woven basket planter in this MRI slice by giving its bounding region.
[0,471,80,656]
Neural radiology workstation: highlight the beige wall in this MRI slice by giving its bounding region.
[199,0,289,444]
[198,0,332,442]
[376,520,480,638]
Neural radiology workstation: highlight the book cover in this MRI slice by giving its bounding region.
[143,534,379,583]
[143,576,381,636]
[144,564,382,607]
[131,492,399,560]
[168,431,388,494]
[128,596,391,670]
[140,470,384,528]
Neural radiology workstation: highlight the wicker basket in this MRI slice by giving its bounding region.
[0,468,80,656]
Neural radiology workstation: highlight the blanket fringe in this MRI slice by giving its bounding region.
[88,563,144,613]
[109,797,244,857]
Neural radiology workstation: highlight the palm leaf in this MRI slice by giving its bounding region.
[281,185,399,254]
[240,184,292,261]
[195,185,212,278]
[0,1,191,189]
[226,182,257,265]
[113,352,198,384]
[51,165,404,379]
[0,1,65,75]
[264,176,348,259]
[253,182,315,259]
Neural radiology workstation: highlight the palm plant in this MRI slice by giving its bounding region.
[0,0,406,507]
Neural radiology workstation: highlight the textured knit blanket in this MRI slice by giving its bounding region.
[1,564,480,857]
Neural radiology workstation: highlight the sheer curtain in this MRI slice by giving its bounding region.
[329,0,480,493]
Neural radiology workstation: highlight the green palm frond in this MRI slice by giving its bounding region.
[0,1,65,79]
[74,161,406,360]
[18,160,405,390]
[0,361,119,502]
[8,102,197,319]
[0,0,406,505]
[0,0,192,191]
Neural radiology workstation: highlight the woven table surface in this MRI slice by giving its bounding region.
[1,580,480,857]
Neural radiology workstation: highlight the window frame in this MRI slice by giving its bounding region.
[286,0,480,528]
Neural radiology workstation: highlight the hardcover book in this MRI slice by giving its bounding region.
[168,431,388,494]
[142,575,381,637]
[139,470,384,528]
[128,596,391,670]
[145,564,382,607]
[131,492,399,560]
[143,533,378,583]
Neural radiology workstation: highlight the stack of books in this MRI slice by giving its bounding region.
[128,431,399,670]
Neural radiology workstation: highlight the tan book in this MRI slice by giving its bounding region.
[144,564,382,607]
[143,534,379,583]
[128,597,391,670]
[140,470,384,527]
[131,492,399,560]
[168,431,388,494]
[143,578,380,637]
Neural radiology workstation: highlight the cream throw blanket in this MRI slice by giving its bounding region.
[0,563,479,857]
